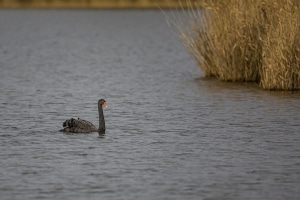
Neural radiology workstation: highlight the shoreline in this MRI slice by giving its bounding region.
[0,0,201,9]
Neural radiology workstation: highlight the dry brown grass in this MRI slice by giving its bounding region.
[260,0,300,90]
[176,0,300,90]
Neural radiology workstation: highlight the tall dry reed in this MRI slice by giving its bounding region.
[177,0,300,90]
[260,0,300,90]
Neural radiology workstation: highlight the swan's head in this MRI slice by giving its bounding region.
[98,99,107,108]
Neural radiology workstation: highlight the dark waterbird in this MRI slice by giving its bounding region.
[60,99,107,134]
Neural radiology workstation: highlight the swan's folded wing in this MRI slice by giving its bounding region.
[61,118,97,133]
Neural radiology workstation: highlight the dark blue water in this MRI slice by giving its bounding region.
[0,10,300,200]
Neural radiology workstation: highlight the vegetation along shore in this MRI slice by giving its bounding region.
[178,0,300,90]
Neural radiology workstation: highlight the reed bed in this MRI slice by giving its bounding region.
[177,0,300,90]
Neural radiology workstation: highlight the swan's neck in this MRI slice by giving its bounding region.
[98,105,105,133]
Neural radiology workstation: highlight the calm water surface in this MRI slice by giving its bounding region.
[0,10,300,200]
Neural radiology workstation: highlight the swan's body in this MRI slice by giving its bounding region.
[61,118,97,133]
[60,99,107,134]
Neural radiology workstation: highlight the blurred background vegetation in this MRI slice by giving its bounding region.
[0,0,202,8]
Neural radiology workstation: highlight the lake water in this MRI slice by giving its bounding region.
[0,10,300,200]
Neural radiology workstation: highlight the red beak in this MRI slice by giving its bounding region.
[103,102,107,108]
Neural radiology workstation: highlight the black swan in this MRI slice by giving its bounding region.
[60,99,107,134]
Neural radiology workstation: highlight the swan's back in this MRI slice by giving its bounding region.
[61,118,97,133]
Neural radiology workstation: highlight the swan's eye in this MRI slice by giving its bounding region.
[103,102,107,108]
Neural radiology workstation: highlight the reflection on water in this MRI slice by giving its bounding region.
[0,10,300,200]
